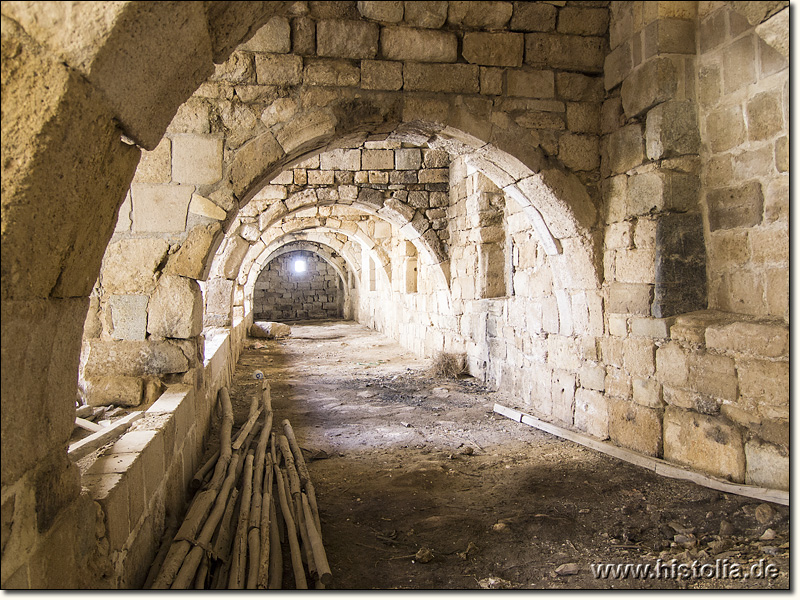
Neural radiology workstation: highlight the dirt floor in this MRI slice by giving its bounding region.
[211,319,788,590]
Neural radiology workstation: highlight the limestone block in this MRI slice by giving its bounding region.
[403,63,480,94]
[722,35,756,94]
[706,182,764,231]
[164,222,221,280]
[108,295,149,341]
[510,1,557,31]
[558,133,599,172]
[745,439,788,490]
[133,138,171,183]
[551,370,576,426]
[578,364,606,392]
[317,20,379,59]
[231,132,285,197]
[255,53,303,85]
[380,27,457,62]
[688,352,737,402]
[188,194,226,221]
[607,283,652,315]
[655,342,688,387]
[525,33,606,73]
[395,148,422,170]
[250,321,292,338]
[276,110,337,153]
[130,183,192,233]
[632,378,663,408]
[81,473,129,552]
[82,340,189,377]
[737,359,788,410]
[628,171,697,216]
[261,97,298,128]
[620,57,679,119]
[480,66,503,95]
[82,376,143,407]
[608,398,663,456]
[463,33,524,67]
[147,275,203,339]
[403,1,448,28]
[216,235,251,280]
[320,148,361,171]
[558,6,609,36]
[603,124,644,176]
[645,101,699,160]
[557,73,604,103]
[746,89,784,142]
[705,321,789,359]
[506,69,555,98]
[623,338,656,378]
[448,1,513,29]
[361,149,394,170]
[360,59,403,90]
[357,1,404,22]
[239,16,291,53]
[705,104,746,153]
[102,238,169,294]
[629,317,673,339]
[643,18,695,57]
[663,407,745,482]
[755,6,789,59]
[574,388,608,439]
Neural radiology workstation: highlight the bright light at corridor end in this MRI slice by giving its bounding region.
[294,258,307,273]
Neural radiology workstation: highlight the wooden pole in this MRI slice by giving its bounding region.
[170,454,241,589]
[194,553,209,589]
[282,419,321,533]
[232,396,261,450]
[143,520,178,589]
[257,453,273,589]
[267,495,283,590]
[228,451,254,589]
[302,493,332,585]
[274,465,307,589]
[190,450,220,490]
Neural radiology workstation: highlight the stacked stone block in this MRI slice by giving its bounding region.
[254,251,344,321]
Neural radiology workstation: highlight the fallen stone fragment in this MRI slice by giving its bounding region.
[755,503,775,524]
[415,547,434,563]
[555,563,579,576]
[250,321,292,339]
[760,528,776,541]
[478,577,513,589]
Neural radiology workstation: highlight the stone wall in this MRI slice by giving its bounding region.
[254,250,345,321]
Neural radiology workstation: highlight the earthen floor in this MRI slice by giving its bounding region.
[210,319,789,590]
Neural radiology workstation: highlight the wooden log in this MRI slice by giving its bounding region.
[68,411,142,461]
[206,387,234,491]
[232,396,261,450]
[281,421,321,533]
[190,450,220,490]
[274,465,307,589]
[75,404,94,419]
[267,495,283,590]
[256,453,273,589]
[262,380,273,411]
[302,493,332,584]
[194,553,209,589]
[246,528,260,589]
[228,451,254,589]
[211,488,239,562]
[295,492,316,575]
[171,454,241,589]
[143,520,179,589]
[278,435,302,499]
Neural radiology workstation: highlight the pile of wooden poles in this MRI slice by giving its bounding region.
[145,382,331,589]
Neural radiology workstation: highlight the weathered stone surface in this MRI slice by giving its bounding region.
[737,359,788,412]
[130,184,193,233]
[463,33,524,67]
[82,376,143,407]
[403,1,448,28]
[643,18,695,57]
[663,407,745,482]
[317,20,379,59]
[608,398,662,456]
[746,90,784,141]
[525,33,606,73]
[275,110,337,153]
[101,238,169,294]
[745,439,788,490]
[448,1,513,29]
[627,170,698,215]
[357,1,404,22]
[403,63,479,94]
[239,16,291,53]
[231,132,286,197]
[360,59,403,90]
[574,388,608,439]
[214,235,251,280]
[82,340,189,377]
[557,6,609,36]
[304,58,360,87]
[506,70,555,98]
[603,124,644,175]
[705,321,789,358]
[188,194,226,220]
[250,321,292,338]
[254,53,303,85]
[510,1,557,32]
[620,57,679,119]
[645,101,699,160]
[108,295,148,341]
[380,26,457,63]
[133,138,171,184]
[165,222,222,279]
[171,134,223,185]
[204,277,235,323]
[706,182,764,231]
[147,275,203,339]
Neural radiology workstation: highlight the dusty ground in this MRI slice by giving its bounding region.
[214,320,788,590]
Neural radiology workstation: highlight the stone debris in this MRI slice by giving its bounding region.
[249,321,292,339]
[555,563,580,576]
